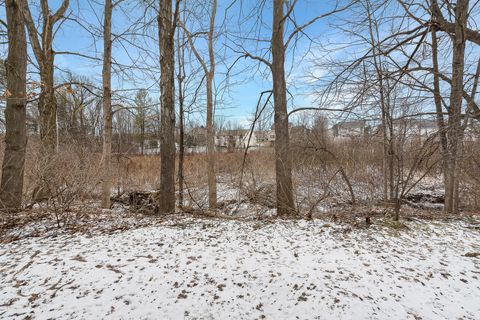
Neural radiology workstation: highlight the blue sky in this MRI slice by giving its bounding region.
[4,0,472,129]
[1,0,351,128]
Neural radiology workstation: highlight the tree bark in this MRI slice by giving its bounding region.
[158,0,177,213]
[430,0,480,45]
[176,16,185,208]
[206,75,216,208]
[38,61,57,150]
[19,0,70,151]
[101,0,113,209]
[0,0,27,212]
[386,83,395,201]
[444,0,468,214]
[272,0,295,216]
[177,73,184,208]
[206,0,217,209]
[431,27,448,188]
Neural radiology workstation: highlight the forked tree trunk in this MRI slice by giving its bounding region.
[272,0,295,216]
[182,0,217,209]
[101,0,113,209]
[158,0,177,213]
[20,0,70,152]
[444,0,468,214]
[0,0,28,212]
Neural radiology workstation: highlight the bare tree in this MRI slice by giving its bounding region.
[158,0,180,214]
[365,1,394,202]
[18,0,70,150]
[443,0,469,213]
[431,26,448,198]
[271,0,295,216]
[0,0,27,212]
[234,0,352,216]
[391,0,480,213]
[176,4,185,208]
[101,0,114,208]
[181,0,218,209]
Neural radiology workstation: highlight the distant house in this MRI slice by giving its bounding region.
[331,120,368,138]
[216,129,256,151]
[254,130,275,148]
[331,119,439,140]
[402,119,437,137]
[215,127,289,150]
[376,119,438,140]
[186,126,207,146]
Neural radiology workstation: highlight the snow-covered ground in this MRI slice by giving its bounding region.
[1,216,479,319]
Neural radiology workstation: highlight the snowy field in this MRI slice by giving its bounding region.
[1,216,479,320]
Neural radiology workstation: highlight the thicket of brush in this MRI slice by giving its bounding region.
[1,132,478,221]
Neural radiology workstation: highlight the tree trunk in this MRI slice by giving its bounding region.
[0,0,27,212]
[366,3,395,203]
[176,18,185,208]
[272,0,295,216]
[387,96,395,201]
[181,0,217,209]
[158,0,176,213]
[177,74,184,208]
[38,60,57,151]
[20,0,70,152]
[206,74,217,209]
[444,0,468,214]
[206,0,217,209]
[431,27,449,194]
[140,119,145,155]
[101,0,113,209]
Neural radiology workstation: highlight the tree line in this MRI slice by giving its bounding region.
[0,0,479,216]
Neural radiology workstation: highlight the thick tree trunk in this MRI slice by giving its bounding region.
[158,0,176,213]
[101,0,113,209]
[19,0,69,152]
[444,0,468,214]
[272,0,295,216]
[38,61,57,151]
[0,0,28,212]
